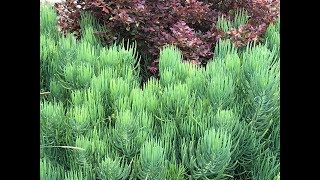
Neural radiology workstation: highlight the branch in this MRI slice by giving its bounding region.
[40,92,50,95]
[40,145,85,151]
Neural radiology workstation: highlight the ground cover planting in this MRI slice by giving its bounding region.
[40,2,280,179]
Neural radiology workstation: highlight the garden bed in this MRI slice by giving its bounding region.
[40,2,280,179]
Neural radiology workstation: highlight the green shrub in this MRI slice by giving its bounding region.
[40,158,64,180]
[182,128,232,179]
[137,139,167,180]
[265,19,280,56]
[40,5,59,40]
[97,156,131,180]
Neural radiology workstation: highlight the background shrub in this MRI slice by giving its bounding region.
[54,0,280,81]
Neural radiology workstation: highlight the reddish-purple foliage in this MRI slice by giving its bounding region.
[214,23,268,48]
[239,0,280,26]
[55,0,280,75]
[170,21,213,64]
[55,1,82,37]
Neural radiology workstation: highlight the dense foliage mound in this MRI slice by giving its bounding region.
[54,0,279,78]
[41,5,280,180]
